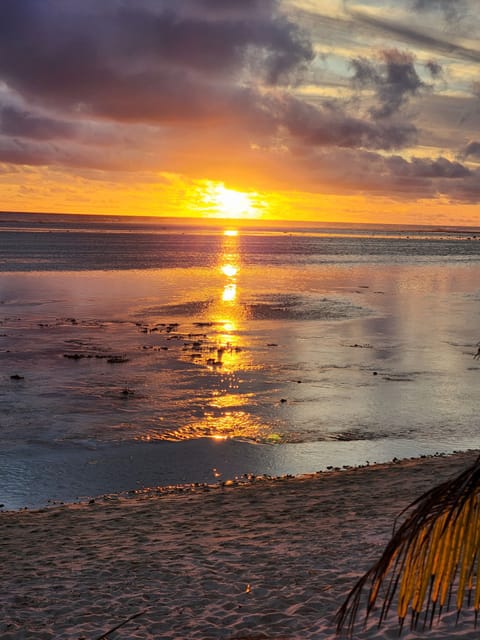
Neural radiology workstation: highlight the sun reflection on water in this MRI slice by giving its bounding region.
[157,410,271,442]
[166,228,271,442]
[221,264,238,278]
[206,229,245,374]
[209,392,253,408]
[222,283,237,302]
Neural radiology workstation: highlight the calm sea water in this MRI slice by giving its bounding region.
[1,213,480,508]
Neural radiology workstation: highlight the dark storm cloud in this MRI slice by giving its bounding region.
[0,136,60,167]
[195,0,267,12]
[0,0,314,122]
[0,133,155,172]
[460,140,480,159]
[351,50,425,118]
[0,0,417,164]
[386,155,471,178]
[305,147,479,202]
[387,156,480,202]
[425,60,443,78]
[276,95,416,150]
[447,175,480,201]
[172,0,277,20]
[0,106,76,140]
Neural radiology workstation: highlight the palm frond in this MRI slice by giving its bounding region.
[336,456,480,636]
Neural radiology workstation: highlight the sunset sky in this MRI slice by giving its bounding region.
[1,0,480,225]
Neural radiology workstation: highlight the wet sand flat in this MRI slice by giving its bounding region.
[3,258,480,509]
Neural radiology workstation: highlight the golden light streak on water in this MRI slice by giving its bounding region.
[163,226,267,441]
[221,264,238,277]
[222,283,237,302]
[156,410,272,442]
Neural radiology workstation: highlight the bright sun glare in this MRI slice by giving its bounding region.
[221,264,238,277]
[204,183,257,219]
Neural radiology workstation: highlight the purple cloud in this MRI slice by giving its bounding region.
[460,140,480,159]
[0,106,76,140]
[351,49,425,119]
[272,94,416,150]
[0,0,314,123]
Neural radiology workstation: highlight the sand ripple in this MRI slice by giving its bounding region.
[1,451,479,639]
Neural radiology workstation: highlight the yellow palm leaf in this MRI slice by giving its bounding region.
[336,456,480,636]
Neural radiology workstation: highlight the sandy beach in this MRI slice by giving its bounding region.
[2,450,480,639]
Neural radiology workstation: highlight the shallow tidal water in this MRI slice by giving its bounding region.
[1,214,480,508]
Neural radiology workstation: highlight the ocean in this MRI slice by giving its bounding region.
[1,212,480,508]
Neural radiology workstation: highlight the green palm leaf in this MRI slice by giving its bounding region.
[336,456,480,636]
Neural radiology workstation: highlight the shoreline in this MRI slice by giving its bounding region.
[3,435,477,511]
[2,446,475,513]
[2,449,479,639]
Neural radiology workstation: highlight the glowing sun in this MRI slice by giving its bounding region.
[214,185,253,218]
[203,183,258,219]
